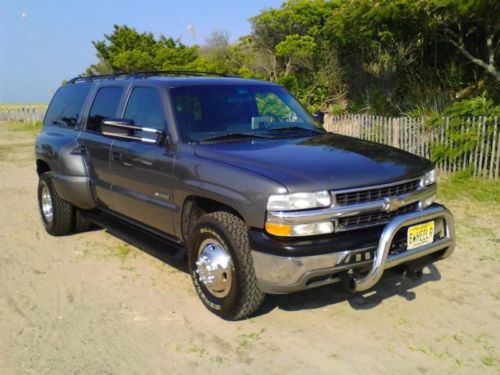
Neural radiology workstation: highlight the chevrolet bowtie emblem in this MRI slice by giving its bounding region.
[382,196,404,212]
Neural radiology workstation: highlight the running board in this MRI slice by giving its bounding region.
[81,210,187,262]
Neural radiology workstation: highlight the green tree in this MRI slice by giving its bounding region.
[430,0,500,81]
[85,2,499,116]
[86,25,199,74]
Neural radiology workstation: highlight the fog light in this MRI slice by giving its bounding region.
[434,218,445,239]
[419,194,436,210]
[265,221,334,237]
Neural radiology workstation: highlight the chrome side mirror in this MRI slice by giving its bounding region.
[101,119,166,144]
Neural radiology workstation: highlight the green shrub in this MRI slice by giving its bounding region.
[425,94,499,166]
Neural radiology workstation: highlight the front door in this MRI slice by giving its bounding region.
[107,86,176,235]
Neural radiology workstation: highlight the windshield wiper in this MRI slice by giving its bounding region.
[200,132,274,143]
[266,126,324,134]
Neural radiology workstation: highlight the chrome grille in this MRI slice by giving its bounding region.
[335,179,420,206]
[338,202,419,230]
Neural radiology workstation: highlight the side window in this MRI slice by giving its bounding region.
[124,87,165,135]
[86,87,123,132]
[44,84,91,128]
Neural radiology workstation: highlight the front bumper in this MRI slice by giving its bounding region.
[251,204,455,294]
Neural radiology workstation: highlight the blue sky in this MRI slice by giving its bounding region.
[0,0,282,103]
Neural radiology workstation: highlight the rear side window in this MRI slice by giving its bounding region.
[44,84,91,128]
[86,87,123,132]
[124,87,165,134]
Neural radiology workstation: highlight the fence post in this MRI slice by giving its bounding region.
[392,118,399,148]
[490,117,498,180]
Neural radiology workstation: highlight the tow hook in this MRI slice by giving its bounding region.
[340,271,356,292]
[399,256,433,281]
[406,267,424,281]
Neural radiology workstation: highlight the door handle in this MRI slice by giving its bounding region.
[112,151,133,167]
[111,151,122,161]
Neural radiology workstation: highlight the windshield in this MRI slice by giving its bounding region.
[170,84,323,142]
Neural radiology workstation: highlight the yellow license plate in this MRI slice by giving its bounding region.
[407,221,435,250]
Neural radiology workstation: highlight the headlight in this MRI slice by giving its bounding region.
[421,168,437,187]
[267,191,332,211]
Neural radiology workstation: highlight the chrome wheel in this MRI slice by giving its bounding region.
[196,239,234,298]
[41,183,54,224]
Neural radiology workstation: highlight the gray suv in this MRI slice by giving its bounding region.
[35,72,455,320]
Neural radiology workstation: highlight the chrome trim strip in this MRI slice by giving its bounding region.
[103,120,163,134]
[101,132,158,143]
[267,184,436,225]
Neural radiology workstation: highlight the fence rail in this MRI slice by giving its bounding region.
[324,114,500,180]
[0,107,46,123]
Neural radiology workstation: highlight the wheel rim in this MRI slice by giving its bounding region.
[195,239,234,298]
[41,183,54,224]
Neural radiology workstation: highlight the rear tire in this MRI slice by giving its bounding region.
[37,172,74,236]
[187,211,265,320]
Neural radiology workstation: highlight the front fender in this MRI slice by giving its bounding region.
[172,148,287,236]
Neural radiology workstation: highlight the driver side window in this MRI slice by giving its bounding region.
[124,87,165,138]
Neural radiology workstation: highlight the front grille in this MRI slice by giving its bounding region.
[338,202,419,229]
[335,179,420,206]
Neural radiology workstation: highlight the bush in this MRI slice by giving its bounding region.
[425,94,499,166]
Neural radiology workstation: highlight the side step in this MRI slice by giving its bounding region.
[81,210,187,263]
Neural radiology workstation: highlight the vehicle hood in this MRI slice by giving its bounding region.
[194,133,433,192]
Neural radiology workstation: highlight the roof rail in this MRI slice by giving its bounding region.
[67,70,233,84]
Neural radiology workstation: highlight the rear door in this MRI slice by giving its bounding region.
[107,85,176,235]
[78,85,127,207]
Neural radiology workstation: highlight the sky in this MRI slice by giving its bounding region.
[0,0,283,103]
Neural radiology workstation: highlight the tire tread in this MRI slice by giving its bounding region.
[38,172,74,236]
[192,211,265,320]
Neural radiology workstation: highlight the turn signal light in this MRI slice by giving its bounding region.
[265,222,292,236]
[265,221,334,237]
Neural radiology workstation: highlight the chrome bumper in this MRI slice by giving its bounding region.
[252,205,455,294]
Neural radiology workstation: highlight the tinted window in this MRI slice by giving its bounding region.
[44,84,91,128]
[124,87,165,138]
[171,85,319,142]
[86,87,123,132]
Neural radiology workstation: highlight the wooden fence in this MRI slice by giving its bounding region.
[0,107,46,123]
[1,109,498,179]
[325,114,500,180]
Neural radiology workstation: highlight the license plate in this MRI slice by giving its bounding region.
[407,221,435,250]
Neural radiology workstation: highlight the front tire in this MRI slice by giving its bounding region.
[187,212,265,320]
[37,172,74,236]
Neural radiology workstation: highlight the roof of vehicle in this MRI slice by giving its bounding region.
[67,71,279,88]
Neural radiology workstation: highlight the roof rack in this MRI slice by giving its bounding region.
[67,70,233,84]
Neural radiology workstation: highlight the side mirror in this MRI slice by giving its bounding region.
[101,119,166,144]
[313,111,325,125]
